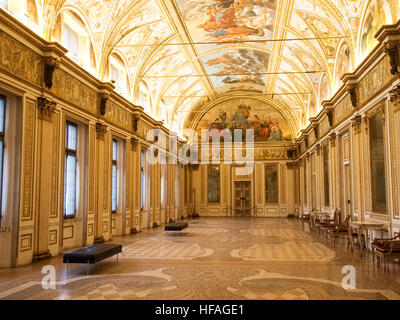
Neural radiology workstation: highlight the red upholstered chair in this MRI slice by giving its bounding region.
[371,232,400,270]
[327,214,360,249]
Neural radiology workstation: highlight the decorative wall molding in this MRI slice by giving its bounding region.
[346,84,358,108]
[351,115,362,134]
[43,57,59,89]
[329,132,336,147]
[384,40,399,75]
[99,92,109,116]
[132,111,141,132]
[37,97,56,121]
[95,122,108,139]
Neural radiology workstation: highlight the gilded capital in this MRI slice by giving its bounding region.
[95,122,108,139]
[351,115,362,134]
[37,97,56,121]
[390,85,400,105]
[329,132,336,147]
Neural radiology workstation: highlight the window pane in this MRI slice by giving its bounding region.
[141,150,145,209]
[207,165,220,203]
[0,140,3,216]
[369,112,386,213]
[0,0,7,10]
[110,65,119,83]
[265,165,278,203]
[141,170,145,209]
[161,174,164,205]
[0,97,4,133]
[67,123,77,150]
[65,155,76,216]
[303,163,307,204]
[323,146,330,206]
[63,25,79,60]
[112,164,118,212]
[112,140,117,161]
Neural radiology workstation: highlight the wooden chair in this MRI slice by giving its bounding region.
[327,214,350,247]
[318,210,339,237]
[372,232,400,269]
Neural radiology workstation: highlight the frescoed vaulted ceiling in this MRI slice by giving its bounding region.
[5,0,399,138]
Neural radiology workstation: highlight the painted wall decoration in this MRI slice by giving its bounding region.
[196,99,292,142]
[334,43,351,90]
[175,0,277,48]
[360,0,391,59]
[201,49,270,88]
[175,0,276,91]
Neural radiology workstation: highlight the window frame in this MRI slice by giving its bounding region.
[368,111,387,214]
[111,138,118,214]
[265,164,279,204]
[0,95,5,225]
[64,120,78,219]
[207,165,221,204]
[140,148,145,211]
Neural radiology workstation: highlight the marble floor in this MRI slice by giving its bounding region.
[1,217,400,300]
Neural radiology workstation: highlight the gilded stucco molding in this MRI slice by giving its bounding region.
[383,40,400,75]
[95,122,108,139]
[315,144,321,156]
[132,111,141,133]
[351,115,362,134]
[389,85,400,110]
[329,132,337,147]
[37,97,56,121]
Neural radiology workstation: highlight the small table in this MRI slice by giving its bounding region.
[349,222,385,254]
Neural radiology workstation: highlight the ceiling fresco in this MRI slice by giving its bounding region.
[7,0,399,137]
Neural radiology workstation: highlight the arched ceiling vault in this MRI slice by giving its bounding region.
[29,0,400,137]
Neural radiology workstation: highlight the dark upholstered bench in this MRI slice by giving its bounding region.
[63,243,122,275]
[165,222,189,232]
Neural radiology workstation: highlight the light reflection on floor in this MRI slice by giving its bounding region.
[1,218,400,300]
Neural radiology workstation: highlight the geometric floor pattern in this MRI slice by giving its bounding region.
[1,217,400,300]
[231,241,336,262]
[121,239,213,260]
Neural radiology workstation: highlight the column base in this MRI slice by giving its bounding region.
[32,251,51,262]
[94,236,105,244]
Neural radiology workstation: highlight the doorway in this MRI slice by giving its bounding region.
[234,181,252,216]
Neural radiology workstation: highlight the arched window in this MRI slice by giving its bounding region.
[109,53,130,98]
[138,82,151,114]
[57,10,96,74]
[1,0,39,32]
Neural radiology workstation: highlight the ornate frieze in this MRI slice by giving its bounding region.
[359,55,393,107]
[51,69,97,115]
[319,116,331,138]
[334,95,353,125]
[104,99,132,132]
[37,97,56,121]
[0,30,43,86]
